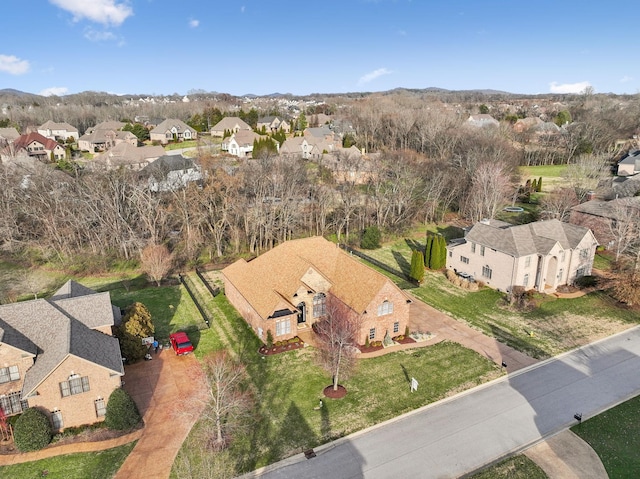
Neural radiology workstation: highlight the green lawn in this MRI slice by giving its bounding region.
[109,283,206,341]
[520,164,568,178]
[572,394,640,478]
[167,275,502,475]
[357,238,638,359]
[164,140,198,150]
[0,442,136,479]
[469,455,547,479]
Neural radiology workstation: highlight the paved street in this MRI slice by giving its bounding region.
[247,326,640,479]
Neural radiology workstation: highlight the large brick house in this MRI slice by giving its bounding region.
[222,237,412,346]
[446,219,598,293]
[0,281,124,431]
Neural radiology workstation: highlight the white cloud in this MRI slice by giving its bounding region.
[40,87,68,97]
[84,28,117,42]
[620,75,633,83]
[0,55,30,75]
[549,81,591,94]
[49,0,133,26]
[189,19,199,28]
[358,68,392,85]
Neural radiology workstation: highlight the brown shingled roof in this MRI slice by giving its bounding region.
[223,237,405,318]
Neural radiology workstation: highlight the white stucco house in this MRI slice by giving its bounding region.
[446,219,598,293]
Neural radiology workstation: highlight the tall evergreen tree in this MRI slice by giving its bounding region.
[537,176,543,192]
[410,250,425,284]
[425,235,434,269]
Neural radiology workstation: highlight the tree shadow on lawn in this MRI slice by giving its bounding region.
[435,225,464,240]
[489,323,550,361]
[404,238,424,252]
[392,250,411,278]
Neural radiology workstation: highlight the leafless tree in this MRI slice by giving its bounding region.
[314,295,362,392]
[539,187,579,221]
[461,162,514,222]
[563,153,611,203]
[190,351,254,450]
[140,244,173,286]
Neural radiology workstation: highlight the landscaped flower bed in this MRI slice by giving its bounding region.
[359,340,384,353]
[392,334,416,345]
[259,337,304,355]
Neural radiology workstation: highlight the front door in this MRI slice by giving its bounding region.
[297,302,306,324]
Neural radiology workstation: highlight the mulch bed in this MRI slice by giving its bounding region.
[395,336,416,345]
[258,337,305,356]
[323,385,347,399]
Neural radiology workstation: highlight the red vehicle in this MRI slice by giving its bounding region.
[169,331,194,355]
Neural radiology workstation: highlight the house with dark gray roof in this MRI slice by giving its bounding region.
[0,280,124,430]
[569,196,640,249]
[140,154,202,192]
[446,219,597,293]
[617,149,640,176]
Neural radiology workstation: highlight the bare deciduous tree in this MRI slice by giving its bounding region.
[314,295,361,392]
[461,162,513,222]
[539,187,579,221]
[191,351,254,450]
[563,154,611,203]
[140,244,173,287]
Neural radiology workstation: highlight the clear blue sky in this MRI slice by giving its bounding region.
[2,0,638,97]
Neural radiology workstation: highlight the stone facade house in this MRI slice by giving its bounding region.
[0,281,124,431]
[223,237,412,346]
[446,219,598,293]
[149,119,197,145]
[210,117,252,137]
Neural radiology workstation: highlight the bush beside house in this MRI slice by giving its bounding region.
[14,408,52,452]
[105,388,141,431]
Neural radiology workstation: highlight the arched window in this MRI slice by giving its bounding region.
[313,293,326,317]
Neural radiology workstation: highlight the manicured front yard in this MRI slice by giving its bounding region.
[169,282,502,475]
[357,237,638,359]
[0,442,136,479]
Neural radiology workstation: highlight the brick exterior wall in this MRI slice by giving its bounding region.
[0,344,34,399]
[359,281,410,345]
[26,356,122,431]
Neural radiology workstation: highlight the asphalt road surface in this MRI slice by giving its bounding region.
[249,326,640,479]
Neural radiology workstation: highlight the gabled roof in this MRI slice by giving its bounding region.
[227,130,263,147]
[91,143,165,169]
[150,118,193,134]
[0,280,123,398]
[0,127,21,142]
[141,154,198,178]
[223,237,408,319]
[13,132,62,152]
[571,196,640,220]
[464,219,593,257]
[211,117,251,132]
[86,121,125,135]
[38,120,78,133]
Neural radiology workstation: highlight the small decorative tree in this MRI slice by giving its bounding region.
[360,226,381,249]
[314,294,362,394]
[266,330,274,349]
[116,302,155,362]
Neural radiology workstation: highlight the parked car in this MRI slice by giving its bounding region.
[169,331,194,355]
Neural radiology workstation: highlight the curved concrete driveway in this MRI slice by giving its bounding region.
[115,350,205,479]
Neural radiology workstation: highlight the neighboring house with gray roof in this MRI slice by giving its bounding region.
[89,143,166,170]
[616,149,640,176]
[569,196,640,249]
[37,120,79,142]
[0,127,20,145]
[210,117,252,137]
[149,119,197,145]
[0,280,124,431]
[140,154,202,192]
[446,219,597,293]
[465,114,500,128]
